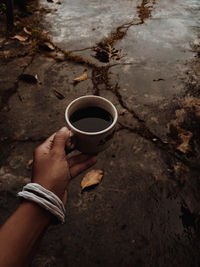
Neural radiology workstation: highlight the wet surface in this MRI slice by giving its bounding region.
[1,0,200,266]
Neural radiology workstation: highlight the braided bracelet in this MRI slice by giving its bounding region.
[17,183,66,224]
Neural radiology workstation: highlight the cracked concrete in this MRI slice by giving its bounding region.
[1,0,200,266]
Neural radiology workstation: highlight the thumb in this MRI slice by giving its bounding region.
[52,127,70,154]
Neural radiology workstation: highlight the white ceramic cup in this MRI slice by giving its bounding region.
[65,95,118,154]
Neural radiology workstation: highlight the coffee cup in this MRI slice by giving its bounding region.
[65,95,118,154]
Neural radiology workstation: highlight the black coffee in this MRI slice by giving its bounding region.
[69,106,113,132]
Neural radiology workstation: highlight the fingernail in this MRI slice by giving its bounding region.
[60,127,68,132]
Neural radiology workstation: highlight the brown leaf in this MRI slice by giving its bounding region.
[11,35,28,42]
[40,42,55,51]
[119,108,128,116]
[3,51,11,59]
[26,159,33,170]
[53,89,65,100]
[73,72,87,83]
[23,27,32,36]
[18,74,38,84]
[81,169,104,190]
[177,129,193,153]
[34,74,42,84]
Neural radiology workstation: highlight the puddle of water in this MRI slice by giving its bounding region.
[40,0,138,50]
[113,0,200,100]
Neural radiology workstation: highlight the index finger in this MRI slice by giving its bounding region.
[39,132,56,154]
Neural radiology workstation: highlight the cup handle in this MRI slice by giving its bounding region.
[65,130,76,154]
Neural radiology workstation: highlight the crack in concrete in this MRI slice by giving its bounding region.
[2,0,195,172]
[93,0,156,63]
[117,124,200,172]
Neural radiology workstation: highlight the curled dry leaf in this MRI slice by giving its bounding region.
[11,35,28,42]
[26,159,33,170]
[44,42,55,51]
[177,129,193,153]
[18,74,38,84]
[34,74,42,84]
[23,27,32,36]
[73,72,87,83]
[40,42,55,51]
[119,108,128,116]
[53,89,65,100]
[3,51,11,59]
[81,169,104,190]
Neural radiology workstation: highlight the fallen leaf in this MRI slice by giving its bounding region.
[40,42,55,51]
[53,89,65,100]
[108,44,112,61]
[119,108,128,116]
[26,159,33,170]
[11,35,28,42]
[0,136,8,141]
[153,78,165,82]
[3,51,11,59]
[45,42,54,50]
[18,74,38,84]
[0,37,5,43]
[23,27,32,35]
[177,130,193,153]
[81,169,104,190]
[35,74,42,84]
[1,106,9,112]
[73,72,87,83]
[14,21,21,27]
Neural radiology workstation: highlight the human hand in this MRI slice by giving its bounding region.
[32,127,97,203]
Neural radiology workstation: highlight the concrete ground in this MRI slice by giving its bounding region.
[1,0,200,266]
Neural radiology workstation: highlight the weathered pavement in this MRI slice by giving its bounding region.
[1,0,200,266]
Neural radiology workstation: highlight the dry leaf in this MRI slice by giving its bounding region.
[119,108,128,116]
[177,130,193,153]
[40,42,55,51]
[53,89,65,100]
[14,21,21,27]
[35,74,42,84]
[108,44,112,61]
[81,169,104,190]
[3,51,11,59]
[73,72,87,83]
[11,35,28,42]
[18,74,38,84]
[26,159,33,170]
[44,42,55,51]
[23,27,32,35]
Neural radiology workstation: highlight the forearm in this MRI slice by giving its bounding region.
[0,201,51,267]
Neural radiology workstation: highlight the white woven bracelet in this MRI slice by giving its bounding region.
[17,183,66,224]
[23,183,66,214]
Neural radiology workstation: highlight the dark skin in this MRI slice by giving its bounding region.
[0,127,98,267]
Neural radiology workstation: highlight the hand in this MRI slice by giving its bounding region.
[32,127,97,203]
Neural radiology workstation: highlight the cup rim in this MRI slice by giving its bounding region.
[65,95,118,136]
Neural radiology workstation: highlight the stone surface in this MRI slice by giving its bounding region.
[0,0,200,266]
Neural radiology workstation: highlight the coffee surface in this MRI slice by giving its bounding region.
[69,106,113,132]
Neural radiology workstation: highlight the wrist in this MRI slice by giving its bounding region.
[18,183,66,224]
[19,201,52,225]
[32,179,64,201]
